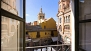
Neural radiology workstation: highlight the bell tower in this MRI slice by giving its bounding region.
[37,7,45,24]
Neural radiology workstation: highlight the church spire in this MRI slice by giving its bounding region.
[40,6,43,13]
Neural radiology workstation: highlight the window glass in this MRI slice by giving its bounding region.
[59,25,62,31]
[80,0,84,2]
[79,0,91,20]
[1,0,25,51]
[66,16,67,23]
[1,16,23,51]
[79,22,91,51]
[79,0,91,51]
[68,15,70,23]
[64,15,70,23]
[67,16,68,23]
[1,0,23,18]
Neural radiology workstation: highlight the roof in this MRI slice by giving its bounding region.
[27,29,57,32]
[26,24,57,32]
[26,25,42,31]
[45,17,52,21]
[45,17,56,22]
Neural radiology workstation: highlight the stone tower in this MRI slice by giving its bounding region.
[37,7,45,25]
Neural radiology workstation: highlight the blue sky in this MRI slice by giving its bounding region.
[26,0,59,23]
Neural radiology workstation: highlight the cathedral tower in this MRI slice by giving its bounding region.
[37,7,45,25]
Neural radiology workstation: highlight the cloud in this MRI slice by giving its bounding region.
[26,14,30,16]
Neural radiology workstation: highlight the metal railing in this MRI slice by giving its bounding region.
[26,44,71,51]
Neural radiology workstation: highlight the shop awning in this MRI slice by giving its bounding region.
[51,37,58,42]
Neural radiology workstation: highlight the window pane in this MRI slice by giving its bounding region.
[79,22,91,51]
[79,0,91,51]
[79,0,91,20]
[68,15,70,23]
[1,0,23,18]
[1,16,23,51]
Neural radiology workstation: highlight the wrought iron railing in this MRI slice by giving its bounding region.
[26,44,71,51]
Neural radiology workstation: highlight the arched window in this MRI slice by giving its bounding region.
[60,17,61,23]
[65,16,67,23]
[59,5,61,10]
[44,26,46,29]
[43,16,44,19]
[63,4,65,9]
[45,32,46,35]
[68,15,70,23]
[67,16,68,22]
[64,17,65,23]
[64,15,70,23]
[40,16,41,18]
[59,25,62,31]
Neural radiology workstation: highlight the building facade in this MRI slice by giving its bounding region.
[33,21,38,26]
[26,18,57,39]
[26,18,57,46]
[57,0,71,44]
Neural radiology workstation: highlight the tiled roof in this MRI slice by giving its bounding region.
[26,25,42,31]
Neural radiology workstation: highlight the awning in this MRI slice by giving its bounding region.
[51,37,58,42]
[32,39,40,42]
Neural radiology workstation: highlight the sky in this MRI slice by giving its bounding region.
[16,0,23,17]
[26,0,59,23]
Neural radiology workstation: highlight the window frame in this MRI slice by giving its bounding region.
[74,0,79,51]
[64,25,70,30]
[1,0,26,51]
[75,0,91,51]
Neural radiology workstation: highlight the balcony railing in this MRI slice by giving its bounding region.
[26,44,71,51]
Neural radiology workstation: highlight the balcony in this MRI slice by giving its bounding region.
[64,7,71,13]
[26,44,71,51]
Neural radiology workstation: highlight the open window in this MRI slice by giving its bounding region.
[1,0,26,51]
